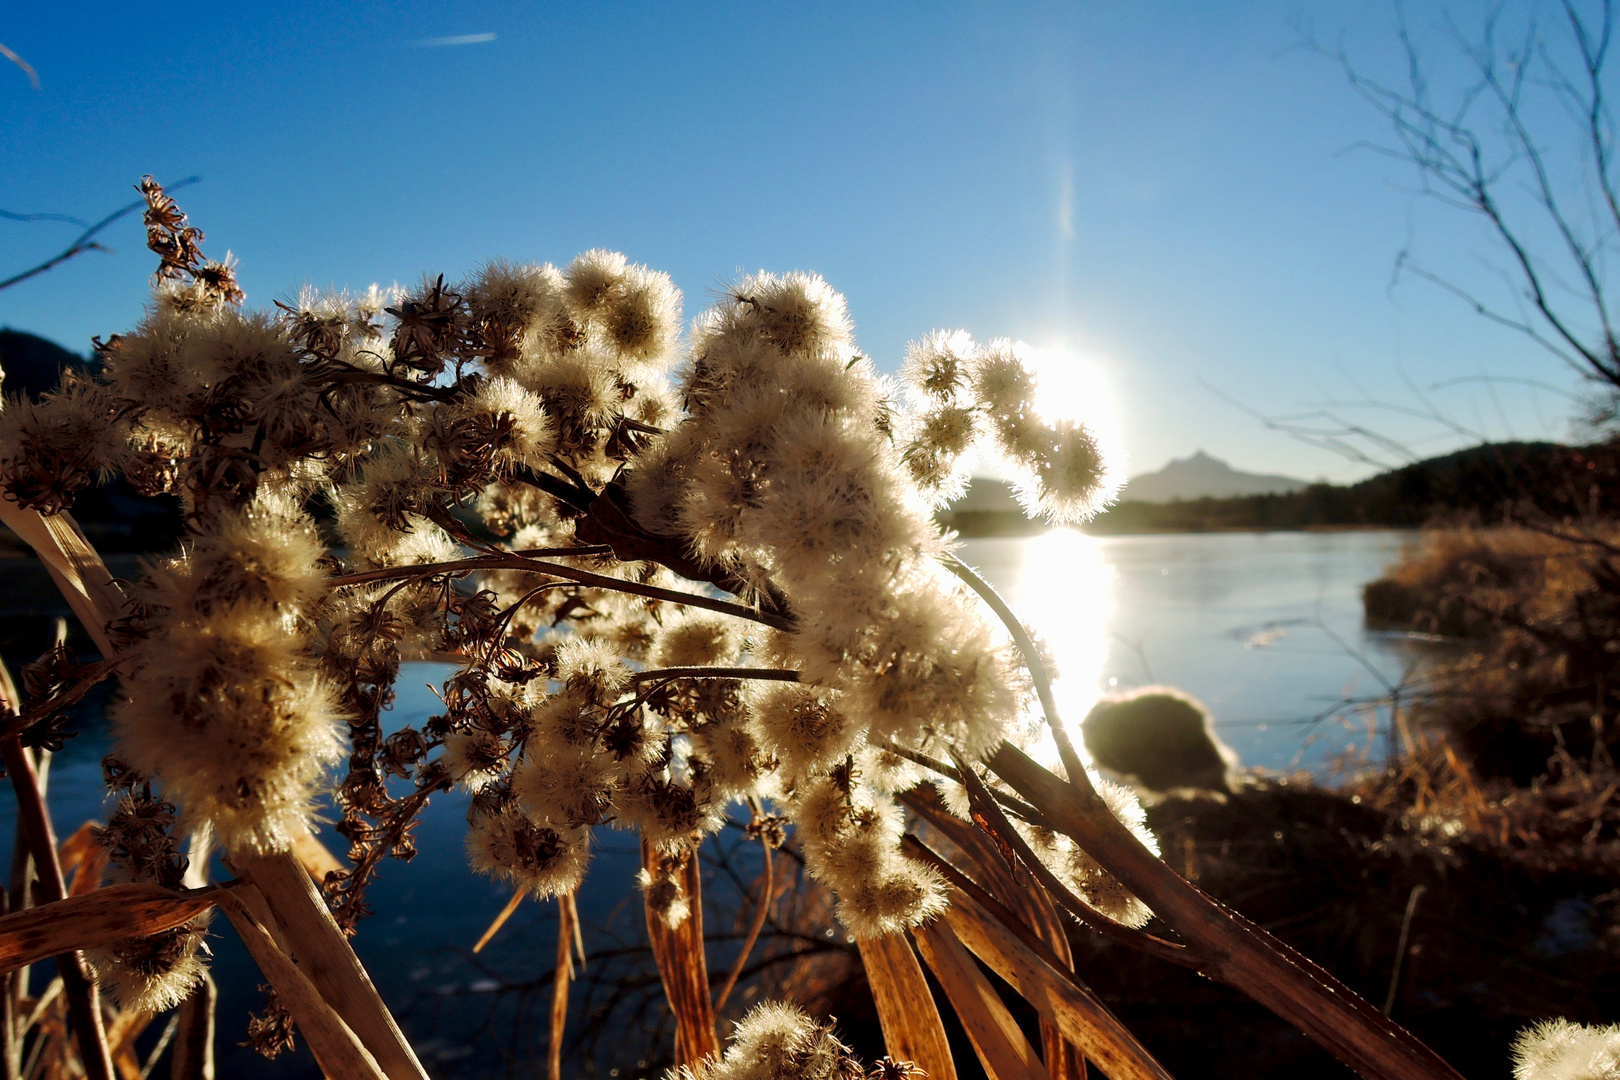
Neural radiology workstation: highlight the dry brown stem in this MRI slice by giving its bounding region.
[640,840,718,1069]
[913,916,1046,1080]
[855,933,956,1080]
[985,742,1466,1080]
[0,735,114,1080]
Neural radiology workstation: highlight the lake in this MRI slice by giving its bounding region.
[957,528,1416,774]
[0,528,1414,1076]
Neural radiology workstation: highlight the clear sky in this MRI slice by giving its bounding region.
[3,1,1610,482]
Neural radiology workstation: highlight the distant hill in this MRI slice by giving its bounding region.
[941,441,1620,536]
[938,478,1045,537]
[1119,451,1308,502]
[0,330,178,552]
[1091,441,1620,534]
[0,328,97,401]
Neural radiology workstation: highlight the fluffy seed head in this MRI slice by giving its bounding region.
[467,807,590,899]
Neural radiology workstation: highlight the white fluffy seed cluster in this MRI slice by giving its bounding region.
[1512,1019,1620,1080]
[0,232,1147,949]
[87,912,214,1014]
[115,490,341,855]
[668,1001,863,1080]
[897,332,1119,521]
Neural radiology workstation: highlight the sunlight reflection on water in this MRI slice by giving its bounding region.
[1002,529,1114,768]
[960,528,1414,775]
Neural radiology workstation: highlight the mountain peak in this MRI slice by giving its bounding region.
[1120,452,1307,503]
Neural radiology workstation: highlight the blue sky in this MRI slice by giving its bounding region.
[2,1,1609,482]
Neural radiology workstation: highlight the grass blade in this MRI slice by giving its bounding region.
[912,918,1046,1080]
[549,892,576,1080]
[230,850,428,1080]
[855,933,958,1080]
[216,888,386,1080]
[472,889,524,955]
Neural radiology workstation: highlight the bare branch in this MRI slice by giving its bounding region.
[0,177,201,294]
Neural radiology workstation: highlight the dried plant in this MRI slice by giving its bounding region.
[0,178,1482,1080]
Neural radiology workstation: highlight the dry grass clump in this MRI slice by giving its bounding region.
[1363,522,1620,781]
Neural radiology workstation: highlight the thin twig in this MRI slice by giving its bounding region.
[0,178,200,293]
[631,667,800,686]
[944,554,1090,791]
[712,837,771,1012]
[878,738,1050,826]
[0,657,123,743]
[329,553,794,631]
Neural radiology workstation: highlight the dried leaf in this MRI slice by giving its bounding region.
[912,918,1046,1080]
[856,933,957,1080]
[58,821,109,897]
[231,850,429,1080]
[0,884,215,976]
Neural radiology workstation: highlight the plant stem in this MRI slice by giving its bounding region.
[944,555,1088,789]
[631,667,800,686]
[713,836,772,1011]
[329,554,794,631]
[0,738,113,1080]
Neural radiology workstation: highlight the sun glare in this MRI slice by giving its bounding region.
[1016,345,1129,488]
[1011,527,1116,768]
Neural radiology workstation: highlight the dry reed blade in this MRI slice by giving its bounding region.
[0,884,216,976]
[987,740,1466,1080]
[549,892,576,1080]
[290,831,344,888]
[168,974,216,1080]
[713,836,772,1012]
[230,850,429,1080]
[640,839,719,1069]
[101,1002,150,1061]
[900,823,1085,1080]
[60,826,108,898]
[216,888,386,1080]
[471,889,524,955]
[0,734,114,1080]
[106,1005,150,1080]
[912,918,1046,1080]
[0,505,123,656]
[939,886,1175,1080]
[941,822,1085,1080]
[855,933,958,1080]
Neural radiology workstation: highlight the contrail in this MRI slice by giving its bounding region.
[412,32,496,47]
